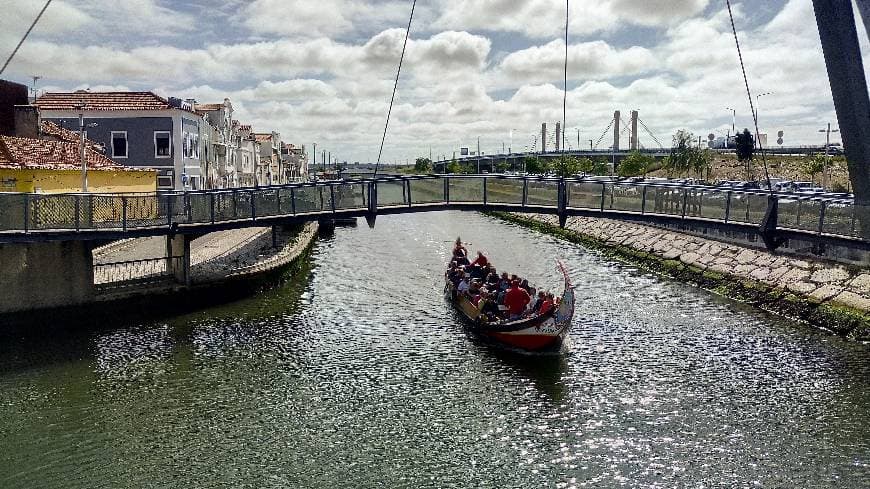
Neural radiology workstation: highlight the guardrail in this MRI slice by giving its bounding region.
[0,175,866,246]
[93,256,184,285]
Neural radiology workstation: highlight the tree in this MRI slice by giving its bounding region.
[495,161,510,173]
[691,148,713,181]
[618,151,655,177]
[665,130,695,177]
[735,128,754,179]
[802,155,826,184]
[524,156,550,175]
[576,157,594,174]
[414,157,432,173]
[446,159,462,174]
[552,155,581,177]
[591,158,610,176]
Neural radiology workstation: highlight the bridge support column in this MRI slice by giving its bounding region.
[759,195,785,251]
[0,240,95,313]
[813,0,870,203]
[166,234,191,286]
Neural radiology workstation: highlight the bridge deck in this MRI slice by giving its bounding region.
[0,175,866,249]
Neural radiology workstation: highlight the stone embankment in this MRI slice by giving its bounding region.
[495,213,870,341]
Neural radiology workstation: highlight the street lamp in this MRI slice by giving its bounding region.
[818,123,840,187]
[754,92,772,124]
[725,107,736,137]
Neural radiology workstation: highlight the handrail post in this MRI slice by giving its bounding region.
[122,196,128,232]
[818,201,827,235]
[330,185,336,213]
[23,193,29,232]
[599,183,606,212]
[483,177,488,206]
[641,186,647,215]
[250,189,256,221]
[406,178,413,207]
[210,193,215,224]
[681,189,688,218]
[276,188,282,215]
[522,178,528,207]
[167,193,174,227]
[557,178,567,228]
[75,194,81,232]
[444,177,450,204]
[290,187,297,215]
[796,199,802,227]
[724,191,732,223]
[185,192,192,223]
[850,202,857,235]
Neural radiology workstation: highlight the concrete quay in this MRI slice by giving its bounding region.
[497,213,870,340]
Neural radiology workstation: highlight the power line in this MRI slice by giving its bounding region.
[0,0,53,77]
[373,0,417,178]
[725,0,771,190]
[562,0,568,153]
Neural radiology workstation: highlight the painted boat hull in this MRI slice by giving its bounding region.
[445,264,575,354]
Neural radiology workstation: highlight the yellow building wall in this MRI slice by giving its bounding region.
[0,168,157,194]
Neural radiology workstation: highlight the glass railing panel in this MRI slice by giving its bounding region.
[333,183,367,210]
[646,187,684,216]
[278,188,295,214]
[254,188,281,217]
[777,197,800,229]
[607,184,644,213]
[822,202,855,237]
[486,178,523,204]
[410,178,444,204]
[448,177,483,203]
[378,181,407,206]
[567,182,603,210]
[293,186,325,214]
[697,190,728,220]
[526,180,558,207]
[0,194,27,231]
[851,204,870,239]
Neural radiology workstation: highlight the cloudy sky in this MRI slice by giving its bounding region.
[1,0,866,164]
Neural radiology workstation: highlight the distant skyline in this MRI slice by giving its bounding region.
[1,0,865,163]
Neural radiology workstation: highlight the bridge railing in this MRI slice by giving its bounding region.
[0,175,866,242]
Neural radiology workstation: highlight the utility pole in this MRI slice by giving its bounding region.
[79,109,87,192]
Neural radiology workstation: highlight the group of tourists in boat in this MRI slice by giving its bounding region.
[444,237,575,353]
[447,240,560,324]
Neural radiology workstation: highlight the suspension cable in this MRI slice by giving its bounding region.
[725,0,771,191]
[562,0,569,153]
[637,118,664,149]
[593,118,615,149]
[373,0,417,178]
[0,0,53,76]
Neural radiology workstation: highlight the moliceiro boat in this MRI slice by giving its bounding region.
[445,242,575,354]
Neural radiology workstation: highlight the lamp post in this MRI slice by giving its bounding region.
[754,92,772,129]
[725,106,736,138]
[79,110,87,192]
[818,123,840,187]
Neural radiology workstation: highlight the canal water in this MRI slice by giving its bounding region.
[1,212,869,487]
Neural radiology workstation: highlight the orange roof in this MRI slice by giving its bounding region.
[40,120,104,150]
[253,133,272,142]
[0,136,146,171]
[35,91,184,112]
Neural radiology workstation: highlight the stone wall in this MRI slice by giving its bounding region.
[501,213,869,338]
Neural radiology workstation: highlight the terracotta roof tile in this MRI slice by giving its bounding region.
[39,120,104,152]
[253,133,272,142]
[0,136,145,172]
[35,91,193,113]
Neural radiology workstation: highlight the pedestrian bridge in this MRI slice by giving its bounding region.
[0,174,866,249]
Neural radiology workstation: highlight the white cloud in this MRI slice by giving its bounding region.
[242,0,411,38]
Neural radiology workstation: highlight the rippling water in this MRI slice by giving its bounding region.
[1,212,869,488]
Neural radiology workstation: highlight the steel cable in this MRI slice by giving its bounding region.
[0,0,53,76]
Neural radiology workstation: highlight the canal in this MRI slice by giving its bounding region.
[1,212,868,487]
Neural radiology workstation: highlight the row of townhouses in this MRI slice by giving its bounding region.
[29,91,308,191]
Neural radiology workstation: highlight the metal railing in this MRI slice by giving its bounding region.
[93,256,184,285]
[0,175,867,242]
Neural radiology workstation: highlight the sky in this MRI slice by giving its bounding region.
[0,0,866,164]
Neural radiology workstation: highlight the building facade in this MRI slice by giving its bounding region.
[35,91,204,191]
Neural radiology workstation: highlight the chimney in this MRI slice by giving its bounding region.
[13,105,40,139]
[0,80,29,136]
[555,122,561,152]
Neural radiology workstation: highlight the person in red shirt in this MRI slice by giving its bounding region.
[470,251,488,268]
[539,292,555,316]
[503,280,530,320]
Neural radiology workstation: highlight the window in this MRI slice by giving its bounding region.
[157,175,174,189]
[154,131,171,158]
[111,131,128,158]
